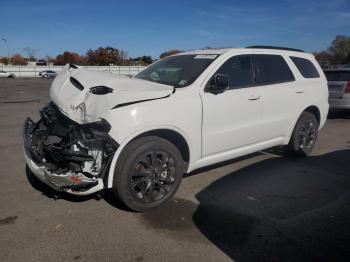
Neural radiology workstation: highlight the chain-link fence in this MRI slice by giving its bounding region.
[0,65,146,77]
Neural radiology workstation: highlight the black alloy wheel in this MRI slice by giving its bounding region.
[129,150,176,203]
[288,111,319,156]
[113,136,184,212]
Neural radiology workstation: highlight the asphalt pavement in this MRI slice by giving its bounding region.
[0,78,349,262]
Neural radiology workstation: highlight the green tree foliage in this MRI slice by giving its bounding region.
[314,35,350,65]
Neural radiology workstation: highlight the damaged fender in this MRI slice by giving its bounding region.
[23,64,176,195]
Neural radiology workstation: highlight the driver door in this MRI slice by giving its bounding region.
[201,55,262,157]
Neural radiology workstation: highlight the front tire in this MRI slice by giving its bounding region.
[112,136,184,212]
[287,112,319,156]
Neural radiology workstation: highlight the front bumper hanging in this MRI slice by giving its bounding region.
[23,103,118,195]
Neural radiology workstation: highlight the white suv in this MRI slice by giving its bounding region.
[23,46,329,211]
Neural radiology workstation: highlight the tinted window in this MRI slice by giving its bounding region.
[290,56,320,78]
[324,71,350,81]
[253,54,294,85]
[213,55,253,89]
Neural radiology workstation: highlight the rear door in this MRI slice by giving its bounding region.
[252,54,298,141]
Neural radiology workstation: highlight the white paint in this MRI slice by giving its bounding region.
[24,48,329,194]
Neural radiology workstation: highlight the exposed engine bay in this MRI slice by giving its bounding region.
[24,102,118,192]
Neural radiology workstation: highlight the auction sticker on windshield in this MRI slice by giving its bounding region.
[194,54,218,59]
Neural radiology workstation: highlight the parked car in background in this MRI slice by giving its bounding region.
[324,68,350,111]
[39,70,57,78]
[0,70,15,78]
[23,46,329,211]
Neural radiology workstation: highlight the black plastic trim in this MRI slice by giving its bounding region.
[70,77,84,90]
[246,45,304,53]
[111,94,171,109]
[69,64,78,69]
[90,86,113,95]
[23,117,44,164]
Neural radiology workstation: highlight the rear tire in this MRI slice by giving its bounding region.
[287,112,319,156]
[112,136,184,212]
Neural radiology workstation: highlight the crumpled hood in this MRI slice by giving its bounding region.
[50,64,174,123]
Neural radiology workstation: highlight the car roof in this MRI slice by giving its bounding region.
[178,48,233,55]
[324,68,350,72]
[175,47,313,57]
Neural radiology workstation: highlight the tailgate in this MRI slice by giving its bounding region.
[328,81,346,99]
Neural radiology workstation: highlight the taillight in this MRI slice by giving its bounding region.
[346,81,350,93]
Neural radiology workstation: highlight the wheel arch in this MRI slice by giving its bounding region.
[304,105,321,124]
[285,105,321,144]
[107,126,191,188]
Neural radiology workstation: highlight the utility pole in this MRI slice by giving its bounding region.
[1,38,11,65]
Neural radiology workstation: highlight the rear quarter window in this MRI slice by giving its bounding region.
[290,56,320,78]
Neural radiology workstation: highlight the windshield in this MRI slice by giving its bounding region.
[134,54,218,87]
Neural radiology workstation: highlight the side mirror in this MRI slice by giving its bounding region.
[205,74,229,94]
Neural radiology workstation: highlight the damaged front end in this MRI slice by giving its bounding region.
[23,102,118,195]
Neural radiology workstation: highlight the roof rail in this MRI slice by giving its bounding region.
[246,45,304,52]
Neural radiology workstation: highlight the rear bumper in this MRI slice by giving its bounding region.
[23,118,104,195]
[329,98,350,109]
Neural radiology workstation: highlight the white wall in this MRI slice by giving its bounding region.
[0,65,146,77]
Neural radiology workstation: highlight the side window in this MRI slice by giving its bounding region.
[290,56,320,78]
[214,55,254,89]
[253,54,295,85]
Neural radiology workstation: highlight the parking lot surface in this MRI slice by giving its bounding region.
[1,78,350,262]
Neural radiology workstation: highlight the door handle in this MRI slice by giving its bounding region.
[295,90,304,94]
[248,95,260,101]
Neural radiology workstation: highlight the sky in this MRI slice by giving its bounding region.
[0,0,349,59]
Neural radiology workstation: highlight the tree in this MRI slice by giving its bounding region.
[23,47,38,61]
[11,53,25,65]
[140,56,153,64]
[45,54,54,64]
[0,57,8,65]
[131,55,154,65]
[54,51,84,65]
[86,46,128,65]
[328,35,350,64]
[159,49,183,59]
[120,50,128,62]
[314,35,350,66]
